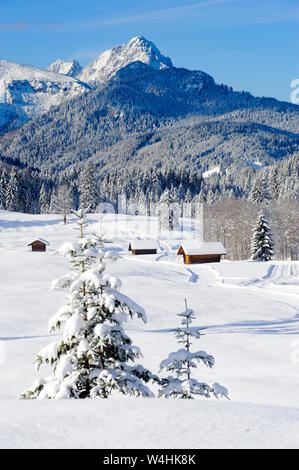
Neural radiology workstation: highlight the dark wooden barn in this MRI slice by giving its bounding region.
[28,238,50,252]
[128,240,159,256]
[177,241,226,264]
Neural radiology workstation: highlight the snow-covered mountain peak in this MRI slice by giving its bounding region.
[126,35,173,68]
[48,59,82,78]
[0,37,174,131]
[0,60,89,132]
[0,60,83,85]
[79,36,173,85]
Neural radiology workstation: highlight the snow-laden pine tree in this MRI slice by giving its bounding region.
[183,188,193,219]
[6,167,20,211]
[0,168,8,209]
[20,209,156,399]
[250,212,274,261]
[268,168,281,201]
[158,302,229,399]
[79,163,98,212]
[39,182,50,214]
[158,189,179,231]
[249,176,270,204]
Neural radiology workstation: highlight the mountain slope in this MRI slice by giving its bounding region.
[0,60,90,134]
[0,36,174,134]
[0,62,298,173]
[79,36,173,85]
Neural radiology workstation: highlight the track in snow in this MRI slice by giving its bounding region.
[204,315,299,335]
[242,263,299,288]
[186,268,199,283]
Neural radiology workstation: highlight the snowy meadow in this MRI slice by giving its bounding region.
[0,210,299,448]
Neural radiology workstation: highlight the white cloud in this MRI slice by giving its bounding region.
[43,0,234,31]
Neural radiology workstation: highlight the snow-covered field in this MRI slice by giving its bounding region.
[1,210,299,449]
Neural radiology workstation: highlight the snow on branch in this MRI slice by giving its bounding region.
[158,300,229,400]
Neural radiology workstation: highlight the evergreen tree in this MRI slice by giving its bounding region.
[249,176,270,204]
[39,182,50,214]
[250,212,274,261]
[158,302,229,399]
[0,168,8,209]
[158,189,179,231]
[16,172,27,213]
[206,187,215,205]
[183,188,193,218]
[20,209,156,399]
[29,172,42,214]
[79,163,98,212]
[6,167,20,211]
[268,168,280,200]
[67,167,80,210]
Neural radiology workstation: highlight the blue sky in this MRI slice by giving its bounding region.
[1,0,298,101]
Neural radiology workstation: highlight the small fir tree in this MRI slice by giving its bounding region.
[20,209,156,399]
[158,301,229,399]
[250,212,274,261]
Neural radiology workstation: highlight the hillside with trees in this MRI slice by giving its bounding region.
[0,62,298,175]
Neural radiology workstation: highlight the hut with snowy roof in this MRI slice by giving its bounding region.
[128,240,159,256]
[28,238,50,252]
[177,241,226,264]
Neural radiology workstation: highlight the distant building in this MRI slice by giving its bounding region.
[177,241,226,264]
[128,240,159,256]
[28,238,50,252]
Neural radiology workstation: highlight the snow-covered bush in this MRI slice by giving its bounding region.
[20,209,157,399]
[158,303,229,399]
[250,212,274,261]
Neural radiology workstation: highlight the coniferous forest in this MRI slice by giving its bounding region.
[0,151,298,261]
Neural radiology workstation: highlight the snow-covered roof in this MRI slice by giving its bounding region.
[28,237,50,246]
[129,240,159,250]
[178,241,226,255]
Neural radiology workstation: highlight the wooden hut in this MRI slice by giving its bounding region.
[128,240,159,256]
[28,238,50,252]
[177,241,226,264]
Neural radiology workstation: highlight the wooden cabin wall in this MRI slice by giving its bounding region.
[132,249,157,255]
[31,241,46,252]
[188,254,221,264]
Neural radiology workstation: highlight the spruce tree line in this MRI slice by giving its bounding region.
[1,153,297,216]
[0,155,297,259]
